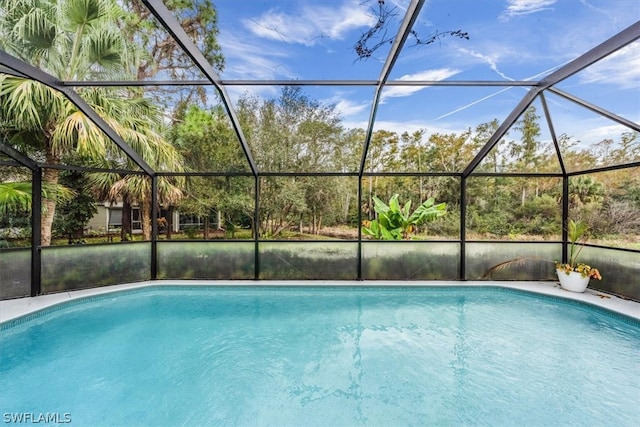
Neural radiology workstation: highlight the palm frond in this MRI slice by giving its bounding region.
[482,256,554,278]
[0,77,63,131]
[0,182,32,215]
[86,28,124,71]
[15,6,57,50]
[0,181,75,215]
[51,111,108,158]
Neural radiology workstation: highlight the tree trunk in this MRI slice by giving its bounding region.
[165,206,172,240]
[204,216,210,239]
[272,222,288,237]
[121,200,132,240]
[312,213,316,234]
[141,197,152,240]
[250,215,256,239]
[41,166,60,246]
[343,193,351,222]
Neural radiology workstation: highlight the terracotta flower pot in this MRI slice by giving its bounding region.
[556,269,590,293]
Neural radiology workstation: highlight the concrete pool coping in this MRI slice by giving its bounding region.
[1,280,639,324]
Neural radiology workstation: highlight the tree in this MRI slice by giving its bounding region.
[364,130,400,219]
[237,87,346,237]
[107,172,184,241]
[334,129,364,225]
[87,133,185,242]
[0,0,179,245]
[354,0,468,60]
[120,0,224,107]
[569,176,604,208]
[510,106,541,204]
[122,0,224,79]
[54,170,98,243]
[399,130,427,201]
[171,105,252,238]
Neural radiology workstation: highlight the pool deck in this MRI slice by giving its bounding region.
[1,280,639,324]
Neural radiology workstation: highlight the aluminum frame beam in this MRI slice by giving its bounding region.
[62,79,538,87]
[539,21,640,89]
[463,20,640,178]
[548,87,640,132]
[359,0,426,176]
[0,139,37,170]
[538,92,567,175]
[0,50,155,176]
[462,87,541,177]
[141,0,258,177]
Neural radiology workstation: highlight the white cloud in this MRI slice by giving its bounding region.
[380,68,461,102]
[457,48,514,81]
[243,1,375,47]
[579,43,640,89]
[217,33,293,102]
[219,32,294,80]
[332,98,370,118]
[500,0,557,21]
[370,120,467,138]
[340,118,468,139]
[575,122,636,145]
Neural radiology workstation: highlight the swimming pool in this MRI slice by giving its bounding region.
[1,285,639,426]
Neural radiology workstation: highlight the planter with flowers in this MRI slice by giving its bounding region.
[554,219,602,293]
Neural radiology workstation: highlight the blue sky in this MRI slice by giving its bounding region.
[212,0,639,150]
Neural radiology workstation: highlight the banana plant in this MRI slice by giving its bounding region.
[362,194,446,240]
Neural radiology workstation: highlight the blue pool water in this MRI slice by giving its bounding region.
[1,286,639,426]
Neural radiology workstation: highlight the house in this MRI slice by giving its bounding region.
[86,202,221,235]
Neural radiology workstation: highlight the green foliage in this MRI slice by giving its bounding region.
[121,0,224,79]
[54,170,98,244]
[235,87,351,237]
[569,176,604,207]
[362,194,446,240]
[184,225,199,239]
[468,209,515,237]
[170,106,252,237]
[0,181,74,216]
[0,0,180,245]
[0,182,32,215]
[566,219,589,268]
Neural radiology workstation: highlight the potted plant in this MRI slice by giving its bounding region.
[483,219,602,293]
[554,219,602,292]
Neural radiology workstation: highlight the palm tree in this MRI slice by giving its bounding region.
[87,138,185,241]
[0,0,178,245]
